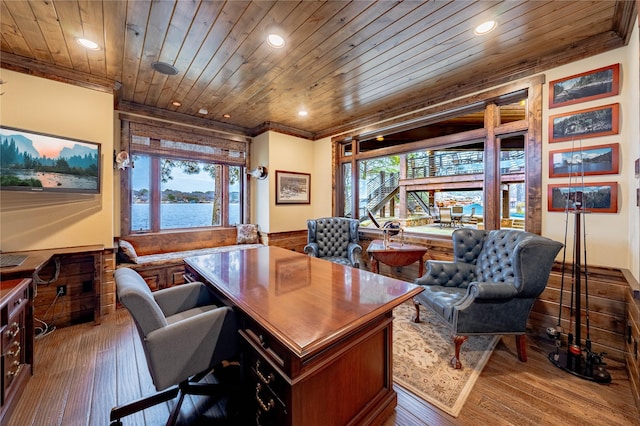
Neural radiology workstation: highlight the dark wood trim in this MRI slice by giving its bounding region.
[117,101,252,138]
[0,52,117,94]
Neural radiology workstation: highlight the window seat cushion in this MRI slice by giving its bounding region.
[117,244,263,269]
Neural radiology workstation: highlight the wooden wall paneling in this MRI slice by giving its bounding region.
[33,253,98,328]
[263,230,308,253]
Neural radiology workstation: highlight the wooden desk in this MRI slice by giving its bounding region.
[367,239,428,278]
[0,278,33,424]
[0,245,104,326]
[184,246,422,426]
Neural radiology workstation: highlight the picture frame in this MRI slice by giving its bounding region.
[549,63,620,109]
[549,103,619,143]
[0,126,101,194]
[549,143,619,178]
[547,182,618,213]
[275,170,311,204]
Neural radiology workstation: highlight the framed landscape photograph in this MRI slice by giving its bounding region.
[549,63,620,108]
[549,103,619,143]
[547,182,618,213]
[275,170,311,204]
[549,143,619,178]
[0,126,101,194]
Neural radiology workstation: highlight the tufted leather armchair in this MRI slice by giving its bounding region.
[304,217,363,268]
[414,228,563,369]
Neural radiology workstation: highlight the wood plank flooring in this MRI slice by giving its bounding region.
[7,309,640,426]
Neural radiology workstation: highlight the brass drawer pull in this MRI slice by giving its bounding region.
[13,297,22,307]
[258,334,268,349]
[255,360,275,385]
[255,383,275,412]
[6,361,21,378]
[7,341,21,357]
[5,322,20,339]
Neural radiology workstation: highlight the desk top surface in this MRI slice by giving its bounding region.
[185,246,422,357]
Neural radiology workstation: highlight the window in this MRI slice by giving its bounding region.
[335,79,543,235]
[122,122,248,234]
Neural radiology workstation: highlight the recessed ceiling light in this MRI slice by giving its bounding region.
[198,108,208,115]
[152,61,179,75]
[76,38,100,50]
[298,110,308,117]
[267,34,285,48]
[223,113,231,118]
[474,20,497,35]
[172,101,182,107]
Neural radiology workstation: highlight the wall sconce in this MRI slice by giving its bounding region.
[114,150,131,170]
[247,165,268,180]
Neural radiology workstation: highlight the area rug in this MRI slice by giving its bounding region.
[392,302,500,417]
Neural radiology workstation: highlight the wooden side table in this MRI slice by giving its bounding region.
[367,239,428,278]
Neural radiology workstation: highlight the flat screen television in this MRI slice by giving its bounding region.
[0,126,101,194]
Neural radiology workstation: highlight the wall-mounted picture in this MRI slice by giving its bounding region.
[549,63,620,108]
[549,143,619,178]
[548,182,618,213]
[276,170,311,204]
[549,103,619,143]
[0,126,101,194]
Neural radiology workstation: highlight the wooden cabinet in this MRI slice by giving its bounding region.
[0,278,33,424]
[129,263,186,291]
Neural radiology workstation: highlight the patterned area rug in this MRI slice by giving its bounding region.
[393,302,500,417]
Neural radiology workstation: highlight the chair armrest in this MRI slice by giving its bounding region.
[467,281,519,299]
[415,261,475,287]
[304,242,319,257]
[347,243,362,268]
[145,306,238,390]
[154,282,218,316]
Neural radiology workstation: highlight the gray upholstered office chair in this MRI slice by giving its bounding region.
[111,268,240,426]
[304,217,362,268]
[414,229,562,369]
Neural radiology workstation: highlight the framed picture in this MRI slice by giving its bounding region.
[275,170,310,204]
[0,126,101,194]
[549,103,619,143]
[549,63,620,109]
[547,182,618,213]
[549,143,619,178]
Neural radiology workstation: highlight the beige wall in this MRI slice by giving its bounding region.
[258,131,315,233]
[0,69,114,252]
[542,38,639,273]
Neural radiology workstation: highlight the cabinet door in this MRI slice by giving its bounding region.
[167,265,186,287]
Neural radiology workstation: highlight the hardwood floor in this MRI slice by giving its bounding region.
[7,309,640,426]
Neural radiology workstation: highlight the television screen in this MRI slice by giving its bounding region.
[0,126,101,194]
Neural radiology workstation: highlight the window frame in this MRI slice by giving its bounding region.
[119,119,251,236]
[333,77,544,234]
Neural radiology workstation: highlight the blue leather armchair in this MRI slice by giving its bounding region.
[414,228,563,369]
[304,217,363,268]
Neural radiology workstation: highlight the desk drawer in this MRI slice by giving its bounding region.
[241,316,287,371]
[244,345,288,426]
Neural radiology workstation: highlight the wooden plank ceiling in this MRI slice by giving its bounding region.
[0,1,636,140]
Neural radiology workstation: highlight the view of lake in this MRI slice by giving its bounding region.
[132,203,240,231]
